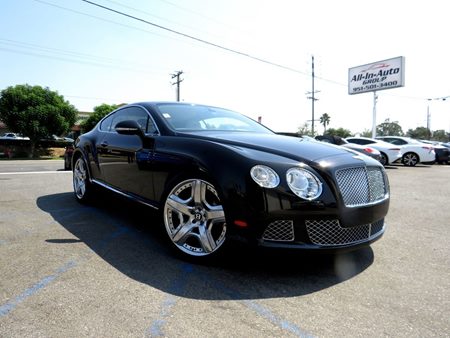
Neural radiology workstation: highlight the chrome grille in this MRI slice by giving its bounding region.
[262,220,294,242]
[335,166,388,207]
[306,219,385,246]
[370,219,385,236]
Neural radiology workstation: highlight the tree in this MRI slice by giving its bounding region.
[406,126,430,140]
[0,84,77,157]
[81,103,120,133]
[319,113,331,134]
[325,127,352,138]
[359,129,373,138]
[432,129,449,142]
[376,119,403,136]
[297,122,313,136]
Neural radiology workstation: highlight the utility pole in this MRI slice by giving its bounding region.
[306,55,320,135]
[171,71,184,102]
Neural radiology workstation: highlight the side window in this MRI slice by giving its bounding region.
[358,139,372,145]
[349,139,363,145]
[109,107,158,134]
[99,114,115,132]
[389,139,406,145]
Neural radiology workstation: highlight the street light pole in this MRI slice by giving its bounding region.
[427,95,449,138]
[372,91,378,138]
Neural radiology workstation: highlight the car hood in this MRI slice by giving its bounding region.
[182,131,373,165]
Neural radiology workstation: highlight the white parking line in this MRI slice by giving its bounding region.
[0,171,72,175]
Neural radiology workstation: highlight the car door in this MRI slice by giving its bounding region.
[97,106,157,197]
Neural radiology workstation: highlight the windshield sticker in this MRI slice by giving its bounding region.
[162,113,171,119]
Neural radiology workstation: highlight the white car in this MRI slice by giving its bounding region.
[346,137,403,166]
[0,133,29,140]
[375,136,435,166]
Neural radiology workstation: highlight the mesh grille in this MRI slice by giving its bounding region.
[262,220,294,242]
[370,219,385,236]
[306,219,384,246]
[335,167,387,207]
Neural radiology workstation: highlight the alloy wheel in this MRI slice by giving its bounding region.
[402,153,418,166]
[163,179,226,257]
[73,157,88,199]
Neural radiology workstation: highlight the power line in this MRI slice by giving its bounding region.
[80,0,309,76]
[33,0,176,41]
[0,46,163,75]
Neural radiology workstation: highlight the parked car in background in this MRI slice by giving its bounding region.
[71,102,390,260]
[418,140,450,164]
[0,133,29,140]
[376,136,435,166]
[315,135,382,163]
[64,143,74,170]
[346,137,403,166]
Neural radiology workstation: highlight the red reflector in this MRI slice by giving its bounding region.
[234,220,248,227]
[364,148,374,153]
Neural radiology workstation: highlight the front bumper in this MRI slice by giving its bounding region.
[257,217,386,251]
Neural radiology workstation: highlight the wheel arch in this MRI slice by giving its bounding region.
[72,148,93,182]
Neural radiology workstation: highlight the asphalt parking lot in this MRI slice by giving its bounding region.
[0,160,449,337]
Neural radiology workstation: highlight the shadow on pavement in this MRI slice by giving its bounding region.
[37,191,374,300]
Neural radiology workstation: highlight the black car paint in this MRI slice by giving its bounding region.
[73,102,389,250]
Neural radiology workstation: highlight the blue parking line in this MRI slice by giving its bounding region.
[147,263,194,337]
[0,218,131,318]
[203,275,313,338]
[145,262,312,338]
[0,260,77,317]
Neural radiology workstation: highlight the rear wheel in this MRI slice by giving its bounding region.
[73,156,94,203]
[380,152,388,166]
[402,152,419,166]
[163,178,227,258]
[64,153,71,170]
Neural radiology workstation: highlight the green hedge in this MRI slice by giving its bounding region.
[0,139,71,158]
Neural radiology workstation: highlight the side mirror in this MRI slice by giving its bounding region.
[115,120,144,138]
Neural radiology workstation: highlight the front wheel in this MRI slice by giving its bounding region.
[402,152,419,166]
[163,178,227,258]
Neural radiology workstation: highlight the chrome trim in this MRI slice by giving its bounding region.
[92,179,159,210]
[306,219,385,246]
[335,166,389,208]
[262,220,295,242]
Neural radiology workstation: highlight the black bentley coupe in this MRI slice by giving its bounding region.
[72,102,390,259]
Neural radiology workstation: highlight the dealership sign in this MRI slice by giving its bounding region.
[348,56,405,95]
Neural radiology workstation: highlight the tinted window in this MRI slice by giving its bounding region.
[100,107,157,134]
[100,114,114,132]
[349,139,372,145]
[156,104,272,133]
[388,139,407,145]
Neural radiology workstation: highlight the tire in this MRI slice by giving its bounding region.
[380,152,388,166]
[163,178,227,259]
[64,154,71,170]
[402,152,419,167]
[73,155,94,203]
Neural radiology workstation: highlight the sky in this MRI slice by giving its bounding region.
[1,0,449,135]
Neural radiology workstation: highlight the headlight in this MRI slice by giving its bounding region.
[250,165,280,188]
[286,168,322,200]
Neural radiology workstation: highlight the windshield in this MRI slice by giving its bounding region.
[156,104,273,134]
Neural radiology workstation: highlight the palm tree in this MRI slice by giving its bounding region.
[320,113,331,134]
